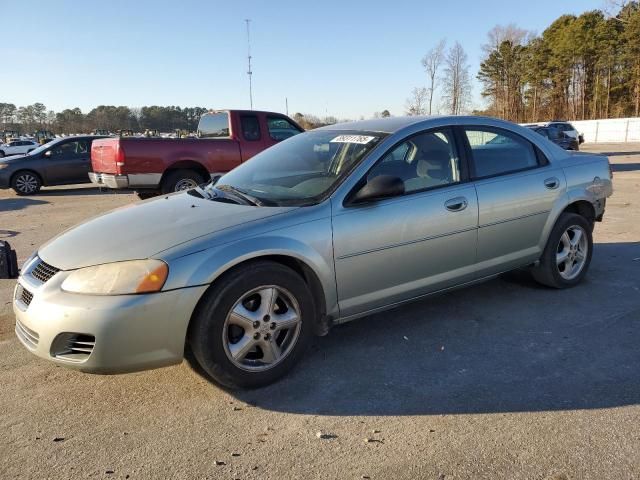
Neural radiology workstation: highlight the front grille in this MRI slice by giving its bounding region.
[15,284,34,307]
[15,319,39,349]
[51,333,96,362]
[30,259,60,284]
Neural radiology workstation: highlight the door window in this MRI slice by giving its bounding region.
[240,115,261,141]
[267,116,302,141]
[464,127,539,178]
[53,140,87,157]
[367,129,460,194]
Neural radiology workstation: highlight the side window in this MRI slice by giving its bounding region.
[464,127,539,178]
[547,127,562,140]
[267,116,302,141]
[367,128,460,194]
[240,115,261,141]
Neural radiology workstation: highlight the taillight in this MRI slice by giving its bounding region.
[115,143,125,174]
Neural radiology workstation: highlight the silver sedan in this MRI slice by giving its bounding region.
[14,116,613,388]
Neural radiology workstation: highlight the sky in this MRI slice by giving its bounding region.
[2,0,605,119]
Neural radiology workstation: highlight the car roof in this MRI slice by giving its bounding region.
[314,115,520,134]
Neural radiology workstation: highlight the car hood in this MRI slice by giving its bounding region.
[0,154,29,164]
[38,192,296,270]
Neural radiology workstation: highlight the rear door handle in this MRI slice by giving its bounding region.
[544,177,559,189]
[445,197,468,212]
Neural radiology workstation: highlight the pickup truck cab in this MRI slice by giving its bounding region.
[89,110,303,195]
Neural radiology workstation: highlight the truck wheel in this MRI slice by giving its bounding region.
[161,169,206,194]
[188,261,315,389]
[11,171,42,195]
[531,213,593,288]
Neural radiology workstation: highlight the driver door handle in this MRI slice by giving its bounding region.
[445,197,468,212]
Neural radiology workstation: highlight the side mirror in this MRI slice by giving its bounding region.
[44,150,52,157]
[350,175,405,204]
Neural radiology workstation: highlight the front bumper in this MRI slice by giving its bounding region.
[88,172,129,189]
[13,266,208,373]
[0,170,12,188]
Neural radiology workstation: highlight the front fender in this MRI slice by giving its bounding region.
[161,218,338,318]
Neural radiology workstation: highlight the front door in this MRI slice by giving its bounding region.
[43,139,91,184]
[332,128,479,318]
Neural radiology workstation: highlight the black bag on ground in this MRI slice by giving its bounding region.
[0,240,19,279]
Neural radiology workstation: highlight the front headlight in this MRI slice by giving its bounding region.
[0,163,9,169]
[61,259,169,295]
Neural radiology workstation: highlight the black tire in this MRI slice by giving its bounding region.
[11,170,42,195]
[531,212,593,288]
[0,151,5,157]
[160,169,206,194]
[188,261,316,389]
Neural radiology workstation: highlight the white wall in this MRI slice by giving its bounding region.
[571,117,640,144]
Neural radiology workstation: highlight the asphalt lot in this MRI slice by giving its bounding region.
[1,144,639,480]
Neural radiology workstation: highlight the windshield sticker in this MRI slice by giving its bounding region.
[330,135,376,144]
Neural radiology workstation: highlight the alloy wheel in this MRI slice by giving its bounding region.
[222,285,302,372]
[556,225,588,280]
[15,174,39,194]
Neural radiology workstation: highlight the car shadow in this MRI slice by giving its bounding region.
[36,187,133,197]
[202,241,640,416]
[601,151,640,157]
[0,197,49,212]
[611,163,640,173]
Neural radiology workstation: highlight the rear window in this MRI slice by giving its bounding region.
[197,112,230,138]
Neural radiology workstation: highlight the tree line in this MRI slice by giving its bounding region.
[0,103,209,134]
[408,1,640,121]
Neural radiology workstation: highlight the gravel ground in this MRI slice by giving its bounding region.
[1,144,639,480]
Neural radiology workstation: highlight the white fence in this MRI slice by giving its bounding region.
[571,117,640,144]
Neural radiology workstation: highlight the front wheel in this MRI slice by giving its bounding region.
[11,171,42,195]
[188,261,315,388]
[532,212,593,288]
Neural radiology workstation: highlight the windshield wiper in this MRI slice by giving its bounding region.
[216,184,274,206]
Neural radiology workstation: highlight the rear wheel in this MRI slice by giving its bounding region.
[532,212,592,288]
[188,261,315,389]
[11,171,41,195]
[160,169,206,194]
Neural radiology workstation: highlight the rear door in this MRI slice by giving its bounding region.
[43,139,92,184]
[462,126,565,275]
[238,113,266,161]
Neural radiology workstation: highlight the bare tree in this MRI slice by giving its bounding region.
[421,39,446,115]
[404,87,429,115]
[442,42,472,115]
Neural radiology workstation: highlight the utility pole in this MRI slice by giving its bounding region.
[245,19,253,110]
[285,97,289,116]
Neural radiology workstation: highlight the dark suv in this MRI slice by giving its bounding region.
[0,135,108,195]
[529,126,579,151]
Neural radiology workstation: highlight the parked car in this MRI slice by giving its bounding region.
[0,136,108,195]
[528,126,580,150]
[0,139,39,157]
[89,110,304,197]
[14,116,612,388]
[546,121,584,144]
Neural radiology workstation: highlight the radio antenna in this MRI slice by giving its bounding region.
[245,19,253,110]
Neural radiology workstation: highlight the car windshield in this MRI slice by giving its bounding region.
[204,130,386,206]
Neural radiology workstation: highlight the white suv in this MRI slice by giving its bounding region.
[0,140,39,157]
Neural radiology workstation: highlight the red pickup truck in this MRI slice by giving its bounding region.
[89,110,303,195]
